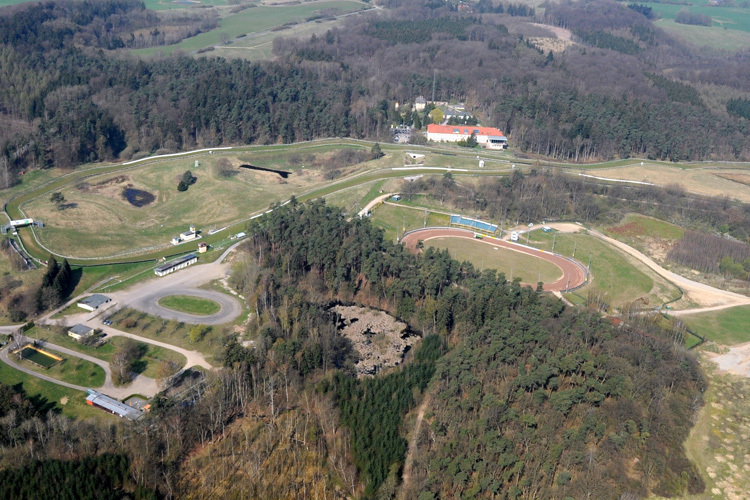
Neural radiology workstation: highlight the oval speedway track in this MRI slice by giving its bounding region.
[401,228,587,292]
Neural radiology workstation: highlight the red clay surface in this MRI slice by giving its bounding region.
[401,228,587,292]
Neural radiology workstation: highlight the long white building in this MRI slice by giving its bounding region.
[426,124,507,149]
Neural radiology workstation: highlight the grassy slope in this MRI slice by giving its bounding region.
[680,305,750,346]
[370,203,451,243]
[14,352,106,387]
[425,236,563,283]
[603,213,685,255]
[530,230,680,308]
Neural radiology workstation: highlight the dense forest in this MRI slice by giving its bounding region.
[0,201,705,498]
[3,0,750,185]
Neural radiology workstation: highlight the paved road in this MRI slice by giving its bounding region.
[108,241,246,325]
[401,228,587,292]
[0,339,159,399]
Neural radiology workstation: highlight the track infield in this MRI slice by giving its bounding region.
[401,228,587,292]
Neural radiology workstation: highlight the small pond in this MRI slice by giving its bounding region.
[123,188,156,207]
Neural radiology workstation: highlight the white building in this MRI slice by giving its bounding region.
[426,124,507,150]
[154,253,198,277]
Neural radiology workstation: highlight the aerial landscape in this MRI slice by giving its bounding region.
[1,0,750,498]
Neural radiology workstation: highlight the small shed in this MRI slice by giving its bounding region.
[68,324,94,340]
[391,195,402,202]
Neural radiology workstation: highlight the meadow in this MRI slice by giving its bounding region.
[158,295,221,315]
[681,305,750,346]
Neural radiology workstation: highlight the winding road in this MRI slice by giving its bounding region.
[401,227,588,292]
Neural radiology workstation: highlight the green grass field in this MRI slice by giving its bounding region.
[371,203,452,243]
[425,236,563,283]
[133,1,366,56]
[158,295,221,315]
[646,1,750,32]
[529,230,681,308]
[17,352,106,387]
[680,305,750,346]
[0,362,113,420]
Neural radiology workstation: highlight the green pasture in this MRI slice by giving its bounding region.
[529,230,681,308]
[158,295,221,315]
[646,1,750,32]
[142,0,228,11]
[370,203,451,243]
[425,236,563,284]
[0,362,112,420]
[680,305,750,346]
[133,1,366,56]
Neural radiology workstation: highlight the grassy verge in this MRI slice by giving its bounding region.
[0,361,113,420]
[109,308,226,359]
[680,305,750,346]
[424,236,562,283]
[157,295,221,316]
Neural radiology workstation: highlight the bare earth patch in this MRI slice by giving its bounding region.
[331,305,419,377]
[706,341,750,378]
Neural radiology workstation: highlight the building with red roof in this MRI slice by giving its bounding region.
[426,124,507,149]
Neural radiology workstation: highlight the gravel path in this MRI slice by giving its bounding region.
[401,228,587,292]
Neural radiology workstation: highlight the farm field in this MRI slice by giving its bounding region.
[528,230,682,308]
[655,19,750,52]
[645,1,750,32]
[158,295,221,316]
[0,361,112,420]
[132,1,367,56]
[569,164,750,202]
[681,305,750,346]
[425,236,563,283]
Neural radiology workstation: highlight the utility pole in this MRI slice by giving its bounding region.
[588,253,592,272]
[432,69,437,103]
[573,240,577,258]
[552,233,556,252]
[424,210,427,228]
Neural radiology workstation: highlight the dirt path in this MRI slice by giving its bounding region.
[358,193,393,218]
[402,228,587,292]
[588,229,750,310]
[400,390,431,498]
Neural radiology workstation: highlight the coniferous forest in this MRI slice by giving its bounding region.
[0,201,706,498]
[3,0,750,186]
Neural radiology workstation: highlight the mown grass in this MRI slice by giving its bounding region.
[15,350,106,387]
[0,361,113,420]
[158,295,221,316]
[680,305,750,346]
[529,230,680,308]
[425,236,563,283]
[370,203,452,243]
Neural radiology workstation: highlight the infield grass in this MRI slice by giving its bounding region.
[425,236,563,283]
[158,295,222,316]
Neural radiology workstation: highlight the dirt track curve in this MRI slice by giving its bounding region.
[401,228,587,292]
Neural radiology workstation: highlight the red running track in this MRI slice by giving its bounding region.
[401,228,587,292]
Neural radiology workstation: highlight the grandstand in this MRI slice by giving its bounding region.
[450,215,498,234]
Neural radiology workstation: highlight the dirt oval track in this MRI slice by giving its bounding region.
[401,228,587,292]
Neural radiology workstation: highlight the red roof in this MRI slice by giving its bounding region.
[427,124,505,137]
